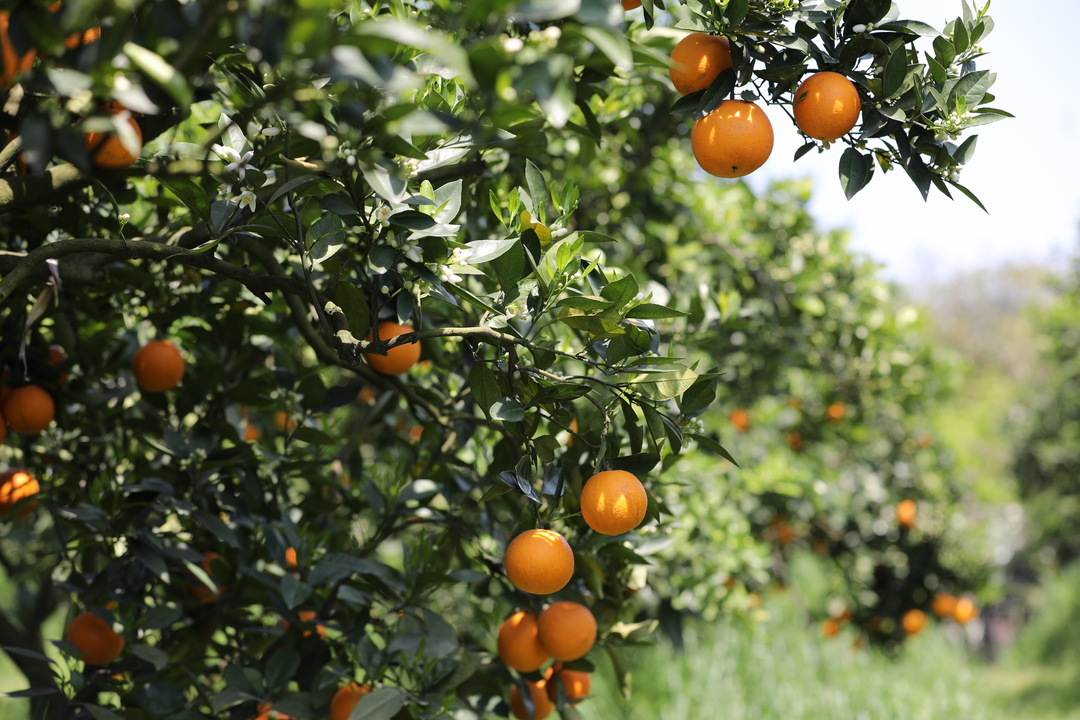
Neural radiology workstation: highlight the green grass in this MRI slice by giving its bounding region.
[588,593,996,720]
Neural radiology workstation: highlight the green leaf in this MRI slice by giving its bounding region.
[696,68,736,119]
[491,397,526,422]
[265,648,301,690]
[625,303,688,320]
[933,36,955,67]
[142,603,183,630]
[629,366,697,401]
[123,43,193,108]
[132,683,186,715]
[306,214,346,263]
[525,160,552,224]
[724,0,749,24]
[881,48,909,99]
[601,274,639,306]
[350,687,407,720]
[838,147,872,200]
[468,365,501,420]
[158,177,211,221]
[679,375,717,417]
[953,134,978,164]
[361,160,408,202]
[132,644,169,671]
[85,707,124,720]
[690,433,740,466]
[558,295,617,311]
[192,510,240,548]
[280,575,313,609]
[577,25,632,71]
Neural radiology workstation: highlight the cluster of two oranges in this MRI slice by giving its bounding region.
[670,33,861,178]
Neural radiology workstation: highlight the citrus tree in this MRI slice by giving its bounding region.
[0,0,1004,718]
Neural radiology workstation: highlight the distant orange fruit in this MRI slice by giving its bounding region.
[274,411,297,434]
[330,682,371,720]
[364,322,421,375]
[282,610,326,638]
[84,102,143,169]
[896,499,916,529]
[770,517,795,545]
[3,384,55,434]
[669,33,732,95]
[786,431,802,450]
[0,470,39,519]
[825,402,846,423]
[48,345,69,386]
[932,593,958,619]
[0,12,37,90]
[284,546,298,568]
[356,386,377,404]
[510,680,554,720]
[251,702,294,720]
[497,611,549,672]
[692,99,773,178]
[793,71,862,143]
[545,662,591,704]
[822,618,840,637]
[408,425,424,443]
[504,529,574,595]
[566,417,579,447]
[729,407,750,432]
[579,469,647,535]
[622,0,642,8]
[537,601,597,662]
[953,597,978,625]
[901,608,926,636]
[132,340,185,392]
[244,423,261,441]
[66,611,125,665]
[189,552,225,604]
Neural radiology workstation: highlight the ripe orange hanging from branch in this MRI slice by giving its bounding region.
[579,469,647,536]
[497,610,549,672]
[0,470,39,519]
[330,682,371,720]
[84,102,143,170]
[669,33,732,96]
[3,384,55,434]
[364,321,421,375]
[66,610,125,665]
[0,12,37,90]
[132,339,185,392]
[544,662,591,704]
[896,499,916,529]
[537,601,597,662]
[692,99,774,178]
[503,528,574,595]
[510,680,554,720]
[793,71,862,143]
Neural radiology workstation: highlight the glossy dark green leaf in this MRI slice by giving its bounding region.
[838,147,872,200]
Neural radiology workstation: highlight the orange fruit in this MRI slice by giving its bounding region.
[244,423,262,441]
[622,0,642,8]
[669,33,732,96]
[48,345,69,386]
[896,499,916,529]
[821,618,840,638]
[190,552,225,604]
[692,99,773,178]
[330,682,371,720]
[66,611,125,665]
[364,322,421,375]
[497,611,549,672]
[3,384,55,434]
[770,518,796,545]
[408,425,424,443]
[953,597,978,625]
[510,680,554,720]
[84,102,142,169]
[825,401,846,423]
[729,407,750,432]
[357,386,377,404]
[932,593,958,619]
[0,470,39,519]
[0,12,37,90]
[284,546,298,568]
[566,417,579,447]
[274,411,297,434]
[132,340,185,392]
[537,601,596,662]
[792,71,862,143]
[504,528,574,595]
[786,432,802,450]
[544,663,591,704]
[901,608,926,636]
[579,469,647,536]
[282,610,326,638]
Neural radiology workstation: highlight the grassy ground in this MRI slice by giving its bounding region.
[588,593,995,720]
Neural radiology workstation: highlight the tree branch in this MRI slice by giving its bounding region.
[0,164,90,214]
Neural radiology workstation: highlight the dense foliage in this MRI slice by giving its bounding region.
[0,0,1004,719]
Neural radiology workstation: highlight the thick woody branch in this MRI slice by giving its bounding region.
[0,164,90,214]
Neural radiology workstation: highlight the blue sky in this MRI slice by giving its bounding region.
[743,0,1074,284]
